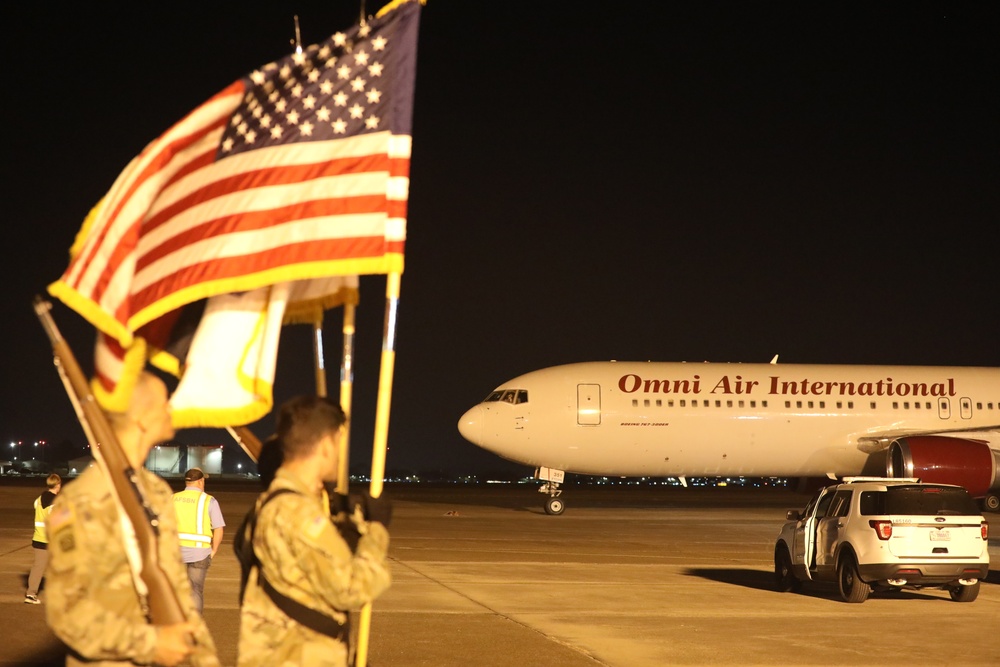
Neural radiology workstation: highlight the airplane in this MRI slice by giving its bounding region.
[457,359,1000,515]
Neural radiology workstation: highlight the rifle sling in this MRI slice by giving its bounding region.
[259,572,349,641]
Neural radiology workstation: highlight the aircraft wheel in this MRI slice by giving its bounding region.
[837,554,870,603]
[949,581,980,603]
[544,496,565,515]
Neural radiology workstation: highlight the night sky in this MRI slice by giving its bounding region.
[2,2,998,478]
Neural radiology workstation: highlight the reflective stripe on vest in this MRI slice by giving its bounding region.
[33,496,51,544]
[174,489,213,547]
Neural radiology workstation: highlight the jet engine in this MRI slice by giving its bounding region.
[887,435,1000,511]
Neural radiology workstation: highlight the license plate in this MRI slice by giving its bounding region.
[929,530,951,541]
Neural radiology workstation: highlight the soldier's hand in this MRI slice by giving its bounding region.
[153,622,195,666]
[325,483,350,516]
[359,491,393,527]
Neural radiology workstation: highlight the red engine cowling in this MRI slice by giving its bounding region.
[886,435,1000,498]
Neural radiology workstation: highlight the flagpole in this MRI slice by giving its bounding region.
[354,271,401,667]
[312,315,328,398]
[337,303,356,494]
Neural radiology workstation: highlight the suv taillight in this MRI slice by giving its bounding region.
[869,519,892,540]
[982,522,989,540]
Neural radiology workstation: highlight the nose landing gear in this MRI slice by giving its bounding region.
[539,482,565,515]
[536,467,567,515]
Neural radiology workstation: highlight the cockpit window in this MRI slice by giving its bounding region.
[483,389,528,404]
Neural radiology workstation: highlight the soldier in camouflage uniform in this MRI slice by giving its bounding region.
[237,395,391,667]
[45,371,220,667]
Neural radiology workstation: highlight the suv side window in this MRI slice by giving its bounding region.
[826,490,853,518]
[814,490,836,518]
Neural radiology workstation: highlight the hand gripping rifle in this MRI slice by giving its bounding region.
[33,296,187,625]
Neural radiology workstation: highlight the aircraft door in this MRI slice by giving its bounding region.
[960,397,973,420]
[577,384,601,425]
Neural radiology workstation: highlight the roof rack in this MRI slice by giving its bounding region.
[841,476,921,484]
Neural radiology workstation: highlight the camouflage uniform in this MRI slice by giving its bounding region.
[237,468,391,666]
[45,465,220,667]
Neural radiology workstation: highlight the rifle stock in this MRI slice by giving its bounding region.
[33,296,186,625]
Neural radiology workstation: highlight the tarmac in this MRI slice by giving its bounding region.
[1,478,998,666]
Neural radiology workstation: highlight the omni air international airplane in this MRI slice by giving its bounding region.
[457,359,1000,515]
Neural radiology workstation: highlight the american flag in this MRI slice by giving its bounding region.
[48,0,421,418]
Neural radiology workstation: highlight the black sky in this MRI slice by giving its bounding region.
[2,2,998,477]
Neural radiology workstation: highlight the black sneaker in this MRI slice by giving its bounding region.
[24,595,40,605]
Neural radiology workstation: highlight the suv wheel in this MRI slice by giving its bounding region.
[774,544,800,593]
[837,554,870,603]
[948,581,980,603]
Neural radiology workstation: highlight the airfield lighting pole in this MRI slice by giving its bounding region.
[355,271,401,667]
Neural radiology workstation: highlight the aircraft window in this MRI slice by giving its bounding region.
[691,401,697,408]
[501,391,517,404]
[631,399,638,407]
[819,401,825,409]
[848,401,854,409]
[989,403,994,410]
[715,400,721,408]
[750,400,757,408]
[892,402,898,409]
[869,402,876,410]
[680,399,686,407]
[667,400,674,407]
[703,400,710,407]
[915,402,920,409]
[784,401,790,408]
[976,402,983,410]
[485,391,504,402]
[644,399,650,407]
[807,401,814,409]
[836,401,842,409]
[796,401,803,409]
[762,400,768,408]
[726,400,733,408]
[738,400,744,408]
[656,399,662,407]
[517,390,528,404]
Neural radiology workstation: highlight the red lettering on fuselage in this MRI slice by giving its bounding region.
[619,374,701,394]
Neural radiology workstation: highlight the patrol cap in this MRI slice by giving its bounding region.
[184,467,208,482]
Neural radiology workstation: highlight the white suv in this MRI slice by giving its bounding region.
[774,477,990,603]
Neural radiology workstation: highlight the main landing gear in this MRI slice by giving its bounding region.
[536,467,566,515]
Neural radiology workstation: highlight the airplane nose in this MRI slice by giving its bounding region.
[458,405,483,445]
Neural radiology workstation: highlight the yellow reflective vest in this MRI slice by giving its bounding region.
[33,494,54,544]
[174,488,214,548]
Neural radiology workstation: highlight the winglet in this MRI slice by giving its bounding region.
[770,354,779,364]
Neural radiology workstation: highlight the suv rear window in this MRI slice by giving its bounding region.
[859,486,980,516]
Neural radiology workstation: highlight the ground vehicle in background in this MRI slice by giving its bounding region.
[774,477,989,603]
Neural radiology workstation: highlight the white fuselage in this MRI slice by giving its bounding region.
[458,361,1000,478]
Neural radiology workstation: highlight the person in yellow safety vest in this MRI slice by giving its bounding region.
[25,473,62,604]
[173,468,226,614]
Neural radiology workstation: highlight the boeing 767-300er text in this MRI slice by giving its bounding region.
[457,360,1000,514]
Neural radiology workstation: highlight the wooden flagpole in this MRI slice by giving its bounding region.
[354,271,401,667]
[337,304,357,494]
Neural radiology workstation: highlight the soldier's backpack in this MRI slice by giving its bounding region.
[233,488,297,605]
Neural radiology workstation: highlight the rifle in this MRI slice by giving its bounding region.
[33,296,187,625]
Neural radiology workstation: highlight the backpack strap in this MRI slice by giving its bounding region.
[252,487,349,640]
